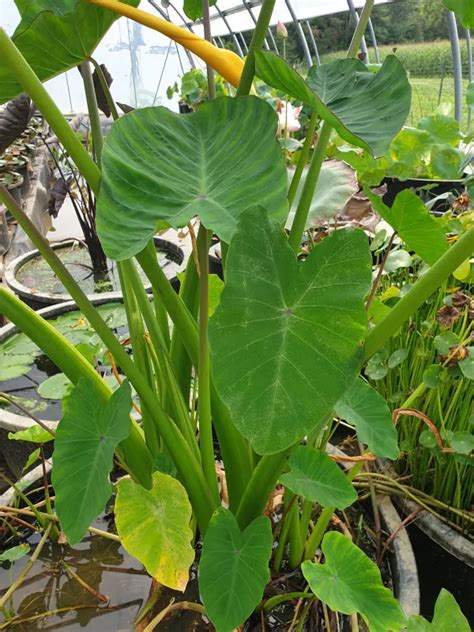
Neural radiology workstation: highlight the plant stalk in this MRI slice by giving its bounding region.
[80,60,104,167]
[236,0,277,96]
[198,229,220,502]
[364,227,474,360]
[287,111,318,208]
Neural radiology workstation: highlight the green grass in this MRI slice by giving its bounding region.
[408,76,470,127]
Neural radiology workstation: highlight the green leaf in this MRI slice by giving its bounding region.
[255,52,411,156]
[434,331,460,354]
[459,348,474,379]
[280,446,357,508]
[335,377,399,459]
[302,532,407,632]
[442,0,474,28]
[388,348,408,369]
[365,189,447,265]
[183,0,217,20]
[423,365,443,388]
[199,508,272,632]
[0,543,29,563]
[115,471,194,591]
[0,351,35,381]
[208,274,224,318]
[52,378,132,545]
[383,249,412,273]
[22,447,41,471]
[209,209,371,455]
[450,431,474,454]
[408,588,470,631]
[8,425,54,443]
[97,97,288,260]
[419,430,437,449]
[430,145,464,179]
[0,0,139,105]
[38,373,72,400]
[287,161,358,228]
[418,114,461,146]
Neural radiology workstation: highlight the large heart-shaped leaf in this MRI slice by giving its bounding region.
[209,207,371,455]
[255,52,411,157]
[407,589,470,631]
[97,96,288,260]
[335,377,399,459]
[199,508,272,632]
[366,188,448,265]
[52,378,132,545]
[302,532,407,632]
[115,471,194,591]
[280,446,357,509]
[0,0,139,105]
[443,0,474,28]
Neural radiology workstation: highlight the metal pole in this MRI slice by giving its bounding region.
[239,32,249,54]
[466,29,472,130]
[368,16,380,63]
[147,0,196,68]
[346,0,369,62]
[305,19,320,65]
[284,0,312,68]
[243,0,270,50]
[267,25,279,54]
[215,2,244,57]
[447,10,463,125]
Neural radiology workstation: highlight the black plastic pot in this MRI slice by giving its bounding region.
[382,176,465,214]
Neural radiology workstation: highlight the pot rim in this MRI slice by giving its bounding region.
[4,237,186,305]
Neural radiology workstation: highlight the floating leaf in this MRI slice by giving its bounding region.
[407,588,470,631]
[302,532,407,632]
[52,378,132,545]
[0,544,29,563]
[97,97,287,260]
[280,446,357,508]
[0,352,35,381]
[115,471,194,591]
[255,52,411,156]
[8,425,54,443]
[38,373,72,400]
[199,508,272,632]
[335,377,399,459]
[366,189,447,265]
[209,209,371,455]
[0,0,139,105]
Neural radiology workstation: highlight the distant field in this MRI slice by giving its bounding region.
[409,76,470,126]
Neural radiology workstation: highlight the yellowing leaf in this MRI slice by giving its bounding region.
[115,472,195,591]
[453,258,471,281]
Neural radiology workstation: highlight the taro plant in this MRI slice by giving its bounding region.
[0,0,473,630]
